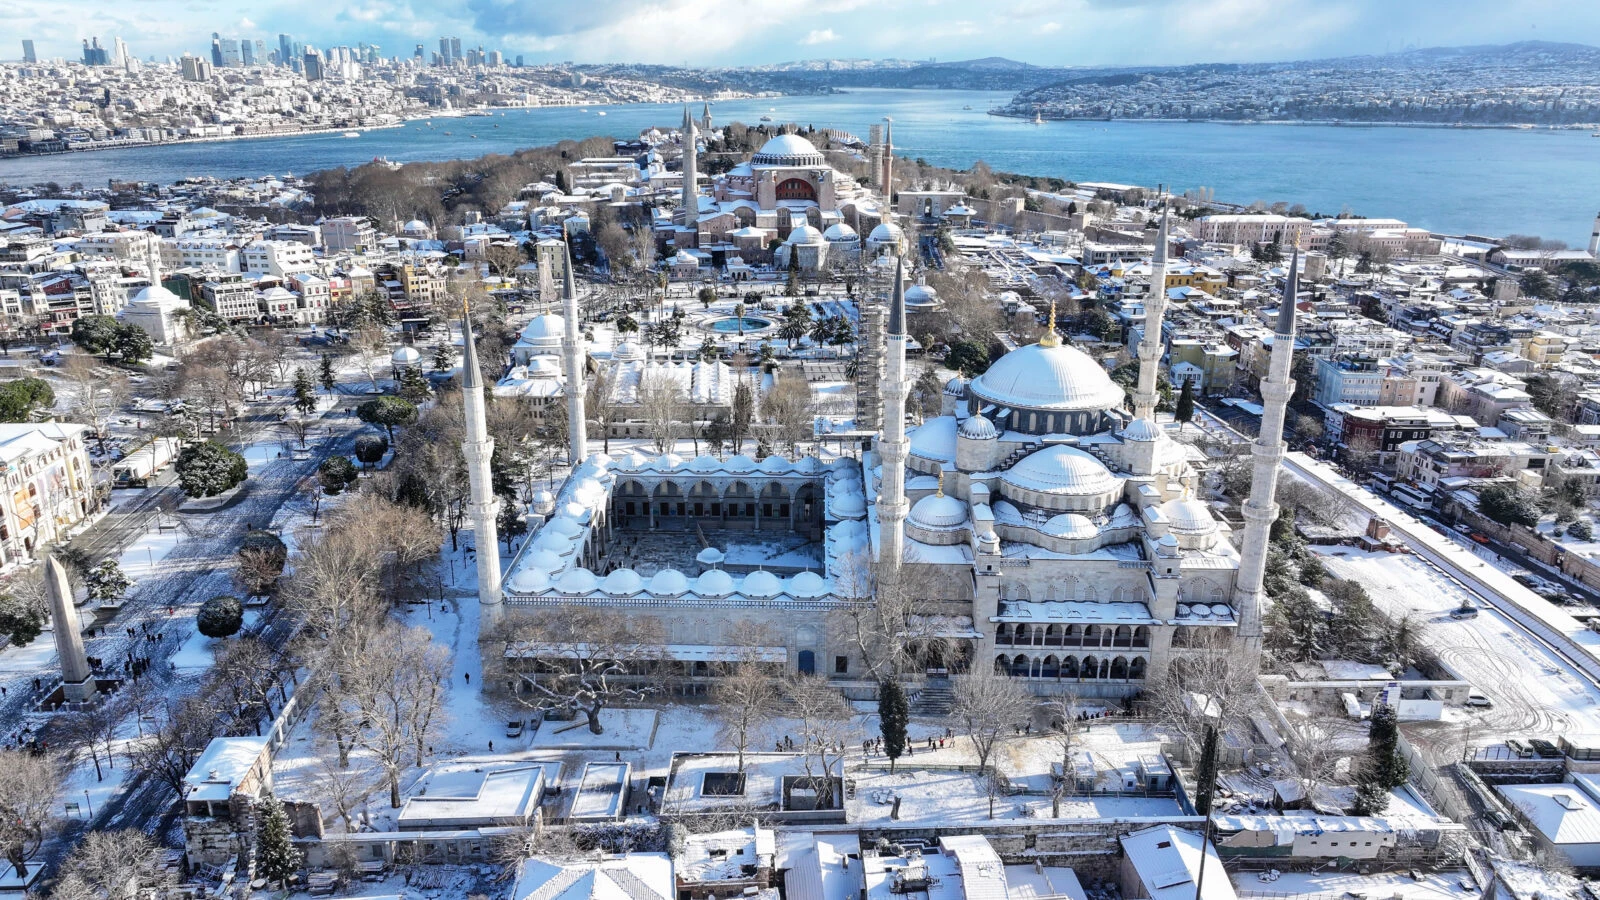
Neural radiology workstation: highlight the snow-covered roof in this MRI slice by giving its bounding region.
[183,736,269,803]
[511,854,673,900]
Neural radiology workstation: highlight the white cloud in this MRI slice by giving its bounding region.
[239,17,257,29]
[1039,21,1061,33]
[802,28,839,45]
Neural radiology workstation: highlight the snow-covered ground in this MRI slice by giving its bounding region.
[1320,547,1600,737]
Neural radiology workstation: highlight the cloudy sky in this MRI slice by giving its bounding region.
[14,0,1600,67]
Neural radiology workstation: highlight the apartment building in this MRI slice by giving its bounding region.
[201,274,259,322]
[0,423,96,569]
[241,240,318,277]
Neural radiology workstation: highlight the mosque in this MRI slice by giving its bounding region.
[670,108,908,274]
[471,209,1297,701]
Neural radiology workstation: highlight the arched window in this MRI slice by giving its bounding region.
[1133,626,1151,648]
[1110,657,1129,680]
[1130,657,1149,680]
[1042,655,1060,678]
[775,178,817,202]
[1081,656,1098,680]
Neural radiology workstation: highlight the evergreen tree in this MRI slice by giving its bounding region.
[318,455,359,495]
[398,366,433,403]
[1193,725,1220,816]
[254,793,302,886]
[1351,701,1408,815]
[174,441,248,498]
[1174,379,1195,430]
[432,341,454,373]
[197,595,244,638]
[318,354,337,393]
[291,367,317,415]
[85,559,131,604]
[878,680,909,773]
[784,250,800,297]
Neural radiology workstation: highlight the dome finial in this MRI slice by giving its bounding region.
[1039,300,1059,348]
[936,469,945,498]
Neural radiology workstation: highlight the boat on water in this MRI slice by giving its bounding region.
[1593,132,1600,137]
[597,111,607,116]
[341,131,361,138]
[1032,111,1044,125]
[759,115,773,122]
[443,131,451,135]
[963,105,972,110]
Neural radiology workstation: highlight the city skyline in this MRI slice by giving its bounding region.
[11,0,1600,68]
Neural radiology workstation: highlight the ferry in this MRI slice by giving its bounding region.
[963,105,972,110]
[597,111,607,116]
[341,131,361,138]
[759,115,773,122]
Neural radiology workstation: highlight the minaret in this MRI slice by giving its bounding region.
[700,101,712,133]
[680,105,699,242]
[46,556,97,703]
[880,117,894,200]
[1232,249,1301,659]
[878,258,912,573]
[1589,211,1600,258]
[459,310,503,632]
[560,243,588,464]
[1132,209,1170,422]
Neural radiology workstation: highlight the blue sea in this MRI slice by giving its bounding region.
[3,88,1597,245]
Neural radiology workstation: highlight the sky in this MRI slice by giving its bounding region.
[12,0,1600,68]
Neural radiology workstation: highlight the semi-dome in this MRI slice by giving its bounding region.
[752,133,826,167]
[1120,417,1163,442]
[823,223,858,242]
[907,415,958,462]
[1162,499,1218,535]
[1042,513,1098,539]
[391,345,421,365]
[910,492,968,530]
[785,224,825,245]
[742,570,783,598]
[958,413,997,440]
[970,342,1125,413]
[1001,445,1119,495]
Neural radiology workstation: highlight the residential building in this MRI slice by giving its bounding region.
[0,423,96,569]
[201,273,259,322]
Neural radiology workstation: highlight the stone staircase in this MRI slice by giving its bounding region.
[996,441,1042,471]
[911,678,955,716]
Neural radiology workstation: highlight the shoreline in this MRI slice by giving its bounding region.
[985,109,1600,131]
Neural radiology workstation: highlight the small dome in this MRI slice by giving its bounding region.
[1162,499,1218,535]
[905,280,938,308]
[648,569,689,595]
[725,454,758,473]
[130,282,183,308]
[695,568,735,597]
[1001,445,1119,495]
[402,219,429,232]
[508,568,550,593]
[391,345,421,364]
[689,454,722,472]
[823,223,858,242]
[548,516,584,538]
[621,450,652,470]
[519,314,565,346]
[788,571,827,598]
[1120,417,1163,442]
[943,376,966,396]
[742,570,783,598]
[555,568,598,594]
[786,224,825,245]
[613,341,641,362]
[760,455,795,473]
[868,221,905,243]
[600,568,644,595]
[910,492,968,530]
[958,414,997,440]
[1042,513,1098,539]
[530,490,556,514]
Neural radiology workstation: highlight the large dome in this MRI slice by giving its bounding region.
[971,342,1125,413]
[1001,445,1119,495]
[910,492,968,530]
[752,133,826,167]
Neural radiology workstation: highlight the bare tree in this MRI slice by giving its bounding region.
[211,637,285,734]
[314,745,379,831]
[951,669,1033,775]
[712,629,782,773]
[267,331,298,383]
[128,694,221,797]
[497,605,667,735]
[587,364,625,455]
[637,369,687,454]
[343,622,452,807]
[52,828,167,900]
[1042,692,1087,817]
[1144,629,1259,760]
[826,551,952,685]
[353,325,391,392]
[761,375,815,456]
[785,675,852,810]
[60,703,120,782]
[484,243,527,281]
[0,751,59,878]
[61,355,129,453]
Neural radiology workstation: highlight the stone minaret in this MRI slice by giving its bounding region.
[560,243,588,464]
[680,105,699,241]
[1589,211,1600,258]
[1232,249,1301,659]
[47,556,97,703]
[879,258,911,573]
[1132,209,1171,422]
[880,117,894,201]
[460,311,503,632]
[700,101,712,133]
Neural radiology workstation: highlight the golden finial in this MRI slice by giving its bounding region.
[936,469,945,498]
[1038,300,1060,348]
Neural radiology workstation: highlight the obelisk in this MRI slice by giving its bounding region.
[46,556,96,703]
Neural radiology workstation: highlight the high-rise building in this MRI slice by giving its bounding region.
[278,33,293,66]
[438,37,452,64]
[21,40,35,63]
[515,54,524,67]
[450,37,461,62]
[240,39,255,66]
[303,49,323,81]
[81,38,111,66]
[112,36,128,66]
[210,34,224,67]
[179,54,213,82]
[219,38,241,66]
[487,50,502,67]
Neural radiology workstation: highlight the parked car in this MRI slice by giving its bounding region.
[1465,688,1493,708]
[1506,738,1534,758]
[505,720,525,738]
[1449,603,1479,620]
[1529,738,1563,759]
